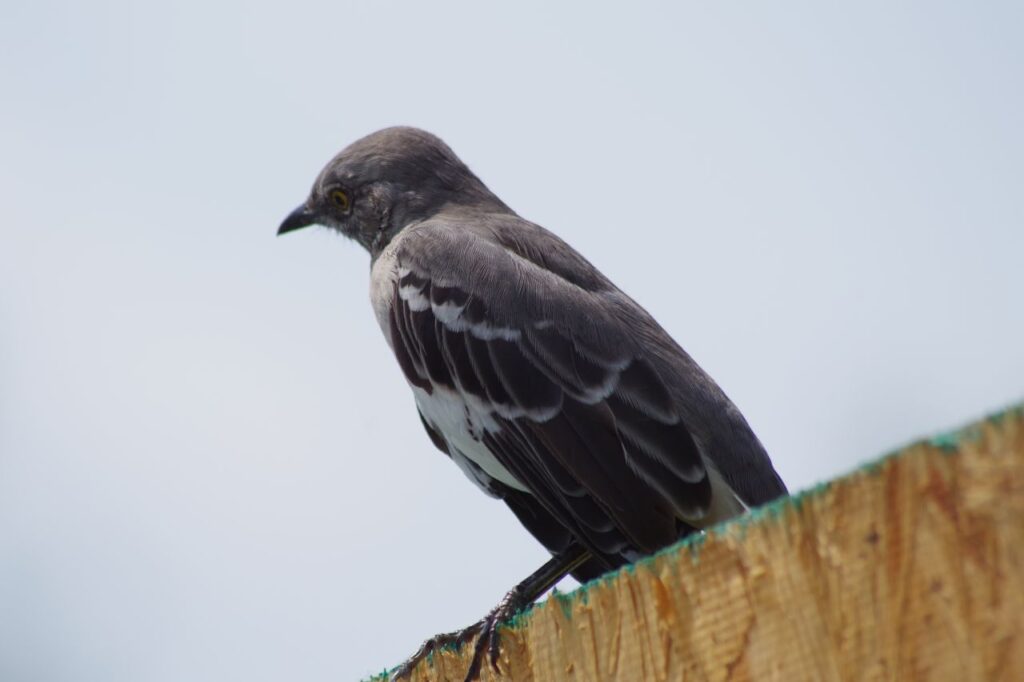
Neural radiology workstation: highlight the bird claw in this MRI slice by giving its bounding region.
[464,585,528,681]
[390,586,528,682]
[389,621,483,681]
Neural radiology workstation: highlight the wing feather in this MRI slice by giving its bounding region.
[384,226,752,568]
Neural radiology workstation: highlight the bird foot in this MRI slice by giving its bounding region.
[390,585,528,682]
[463,585,528,681]
[389,620,483,680]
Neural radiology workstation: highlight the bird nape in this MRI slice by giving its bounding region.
[277,126,787,681]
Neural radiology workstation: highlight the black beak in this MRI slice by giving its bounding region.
[277,204,317,235]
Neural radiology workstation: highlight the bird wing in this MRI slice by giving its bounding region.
[417,405,607,581]
[385,222,715,567]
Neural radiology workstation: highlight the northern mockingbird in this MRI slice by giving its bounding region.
[278,127,786,680]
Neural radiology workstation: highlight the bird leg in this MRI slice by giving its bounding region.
[390,545,592,681]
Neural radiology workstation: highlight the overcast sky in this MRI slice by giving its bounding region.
[2,2,1022,680]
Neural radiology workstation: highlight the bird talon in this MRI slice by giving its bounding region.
[487,619,503,671]
[463,618,494,682]
[462,586,530,681]
[390,621,485,681]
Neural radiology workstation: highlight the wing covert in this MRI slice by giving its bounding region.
[387,226,714,567]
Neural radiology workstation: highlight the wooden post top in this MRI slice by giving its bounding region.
[374,404,1024,682]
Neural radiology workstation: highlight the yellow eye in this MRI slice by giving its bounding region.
[330,189,350,211]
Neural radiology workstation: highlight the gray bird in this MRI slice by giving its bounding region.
[278,127,786,680]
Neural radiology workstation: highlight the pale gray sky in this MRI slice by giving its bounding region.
[1,2,1022,680]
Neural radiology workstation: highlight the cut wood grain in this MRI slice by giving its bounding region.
[375,404,1024,682]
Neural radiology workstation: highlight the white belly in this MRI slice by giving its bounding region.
[412,385,529,493]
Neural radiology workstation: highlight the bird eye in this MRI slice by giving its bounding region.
[330,189,350,211]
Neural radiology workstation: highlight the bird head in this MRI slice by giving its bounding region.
[277,126,504,253]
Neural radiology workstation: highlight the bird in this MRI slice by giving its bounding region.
[278,127,787,680]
